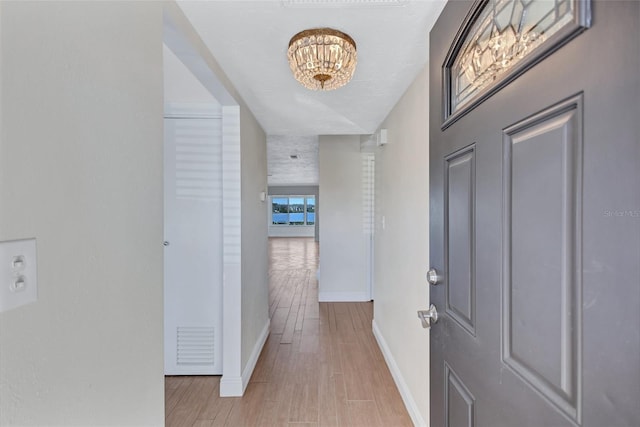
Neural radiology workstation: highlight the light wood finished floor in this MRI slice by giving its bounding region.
[165,237,412,427]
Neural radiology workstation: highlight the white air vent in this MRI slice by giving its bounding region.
[176,326,215,366]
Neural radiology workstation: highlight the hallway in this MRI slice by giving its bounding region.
[165,237,412,426]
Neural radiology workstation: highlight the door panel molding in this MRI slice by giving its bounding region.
[444,145,477,336]
[501,93,584,423]
[445,362,475,427]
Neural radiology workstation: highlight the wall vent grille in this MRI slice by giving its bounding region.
[176,326,215,366]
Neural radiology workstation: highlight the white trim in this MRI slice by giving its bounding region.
[318,291,371,302]
[221,105,243,397]
[219,319,270,397]
[372,319,427,427]
[362,153,375,301]
[268,225,315,238]
[219,375,243,397]
[242,320,270,389]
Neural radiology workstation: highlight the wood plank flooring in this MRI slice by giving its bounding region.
[165,237,412,427]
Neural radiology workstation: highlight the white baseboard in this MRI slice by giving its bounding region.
[241,319,270,390]
[219,375,243,397]
[268,225,315,238]
[220,319,270,397]
[372,319,427,427]
[318,291,371,302]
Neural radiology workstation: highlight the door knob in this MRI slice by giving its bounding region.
[417,304,439,329]
[427,268,441,285]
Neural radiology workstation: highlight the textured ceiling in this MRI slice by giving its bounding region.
[175,0,446,186]
[177,0,446,136]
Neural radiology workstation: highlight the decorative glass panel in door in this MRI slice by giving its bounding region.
[443,0,591,128]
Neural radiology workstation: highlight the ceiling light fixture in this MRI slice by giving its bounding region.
[287,28,357,91]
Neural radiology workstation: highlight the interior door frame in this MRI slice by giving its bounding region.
[164,6,246,396]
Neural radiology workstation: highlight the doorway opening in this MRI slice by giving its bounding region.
[163,6,243,397]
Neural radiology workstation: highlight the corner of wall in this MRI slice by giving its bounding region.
[242,320,270,388]
[220,318,269,397]
[219,376,244,397]
[239,102,269,378]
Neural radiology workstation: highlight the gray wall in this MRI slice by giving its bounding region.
[268,185,319,241]
[240,109,269,372]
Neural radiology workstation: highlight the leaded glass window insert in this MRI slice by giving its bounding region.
[443,0,591,127]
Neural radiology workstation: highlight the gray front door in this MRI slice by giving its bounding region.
[429,1,639,426]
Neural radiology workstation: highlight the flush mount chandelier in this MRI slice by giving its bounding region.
[287,28,357,91]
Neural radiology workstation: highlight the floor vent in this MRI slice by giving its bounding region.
[177,326,215,366]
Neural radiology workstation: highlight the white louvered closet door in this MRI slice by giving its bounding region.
[164,117,222,375]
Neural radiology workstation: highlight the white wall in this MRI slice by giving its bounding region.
[318,136,369,301]
[0,2,164,425]
[372,64,431,426]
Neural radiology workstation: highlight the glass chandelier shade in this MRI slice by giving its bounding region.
[287,28,357,91]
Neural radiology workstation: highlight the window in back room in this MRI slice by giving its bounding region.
[271,195,315,226]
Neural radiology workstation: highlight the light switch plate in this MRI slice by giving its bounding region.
[0,238,38,313]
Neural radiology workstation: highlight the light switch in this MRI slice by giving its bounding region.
[12,256,25,270]
[0,238,38,313]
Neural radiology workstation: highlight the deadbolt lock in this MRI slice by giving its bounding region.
[427,268,441,285]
